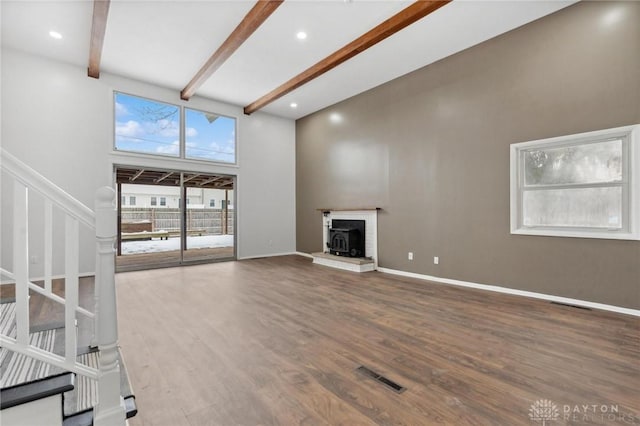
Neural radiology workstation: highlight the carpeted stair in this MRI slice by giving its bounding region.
[0,301,137,424]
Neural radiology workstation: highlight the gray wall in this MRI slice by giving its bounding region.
[296,1,640,309]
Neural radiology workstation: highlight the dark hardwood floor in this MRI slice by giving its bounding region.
[115,255,639,425]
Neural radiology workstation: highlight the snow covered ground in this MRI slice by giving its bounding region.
[121,235,234,255]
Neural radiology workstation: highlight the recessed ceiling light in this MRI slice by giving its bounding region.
[296,31,307,40]
[49,30,63,40]
[290,102,298,108]
[329,113,343,124]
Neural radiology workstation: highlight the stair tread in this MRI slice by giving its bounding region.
[0,372,74,410]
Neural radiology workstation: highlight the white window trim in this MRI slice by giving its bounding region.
[510,124,640,240]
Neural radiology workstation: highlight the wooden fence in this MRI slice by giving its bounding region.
[121,208,234,235]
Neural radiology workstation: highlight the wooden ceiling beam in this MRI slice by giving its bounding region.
[183,174,200,184]
[198,176,224,186]
[129,169,145,182]
[243,0,450,115]
[180,0,284,101]
[88,0,111,79]
[154,171,174,183]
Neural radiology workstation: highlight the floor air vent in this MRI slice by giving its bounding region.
[550,301,592,311]
[355,365,406,393]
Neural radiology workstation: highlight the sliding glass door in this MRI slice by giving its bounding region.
[183,186,234,262]
[115,167,235,272]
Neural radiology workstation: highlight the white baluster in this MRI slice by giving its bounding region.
[44,199,53,293]
[93,187,126,426]
[64,216,79,365]
[13,181,29,346]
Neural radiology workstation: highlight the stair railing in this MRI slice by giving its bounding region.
[0,149,126,425]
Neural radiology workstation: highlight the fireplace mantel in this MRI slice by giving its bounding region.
[317,207,381,212]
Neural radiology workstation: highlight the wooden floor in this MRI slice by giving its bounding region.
[1,277,96,348]
[116,246,234,271]
[115,255,639,426]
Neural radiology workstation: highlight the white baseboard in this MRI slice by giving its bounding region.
[238,251,299,261]
[377,267,640,318]
[295,251,314,259]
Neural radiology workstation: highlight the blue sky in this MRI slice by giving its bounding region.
[115,93,235,163]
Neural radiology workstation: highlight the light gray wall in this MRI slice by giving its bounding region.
[296,1,640,309]
[1,48,296,275]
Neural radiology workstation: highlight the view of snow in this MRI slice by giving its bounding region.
[121,235,234,255]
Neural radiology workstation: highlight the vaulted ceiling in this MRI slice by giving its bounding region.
[1,0,576,120]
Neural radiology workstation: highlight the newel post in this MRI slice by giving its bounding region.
[93,187,126,426]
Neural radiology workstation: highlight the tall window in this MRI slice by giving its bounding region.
[511,124,639,240]
[160,197,166,206]
[129,196,136,206]
[114,92,236,164]
[150,197,157,206]
[209,199,215,207]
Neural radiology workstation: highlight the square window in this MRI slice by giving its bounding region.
[185,108,236,164]
[114,93,180,157]
[510,124,639,240]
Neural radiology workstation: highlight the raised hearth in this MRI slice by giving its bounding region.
[311,252,375,273]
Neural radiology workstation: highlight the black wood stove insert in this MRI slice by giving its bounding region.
[328,219,365,257]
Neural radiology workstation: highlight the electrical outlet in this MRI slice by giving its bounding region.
[433,256,439,265]
[408,252,413,260]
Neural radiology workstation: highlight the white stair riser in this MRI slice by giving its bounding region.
[0,394,62,426]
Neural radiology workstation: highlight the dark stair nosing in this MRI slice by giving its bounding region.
[62,346,137,421]
[62,396,137,426]
[0,372,75,410]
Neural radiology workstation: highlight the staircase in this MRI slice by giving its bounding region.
[0,149,136,426]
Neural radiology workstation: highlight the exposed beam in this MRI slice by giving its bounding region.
[129,169,145,182]
[154,171,174,183]
[183,174,200,184]
[244,0,450,115]
[88,0,111,79]
[180,0,284,101]
[198,176,224,187]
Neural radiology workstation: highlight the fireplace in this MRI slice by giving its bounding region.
[315,209,379,272]
[328,219,365,257]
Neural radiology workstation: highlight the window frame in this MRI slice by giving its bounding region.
[150,196,157,206]
[510,124,640,240]
[113,92,181,159]
[113,91,238,166]
[184,106,238,164]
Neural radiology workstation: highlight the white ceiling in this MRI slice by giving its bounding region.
[1,0,577,120]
